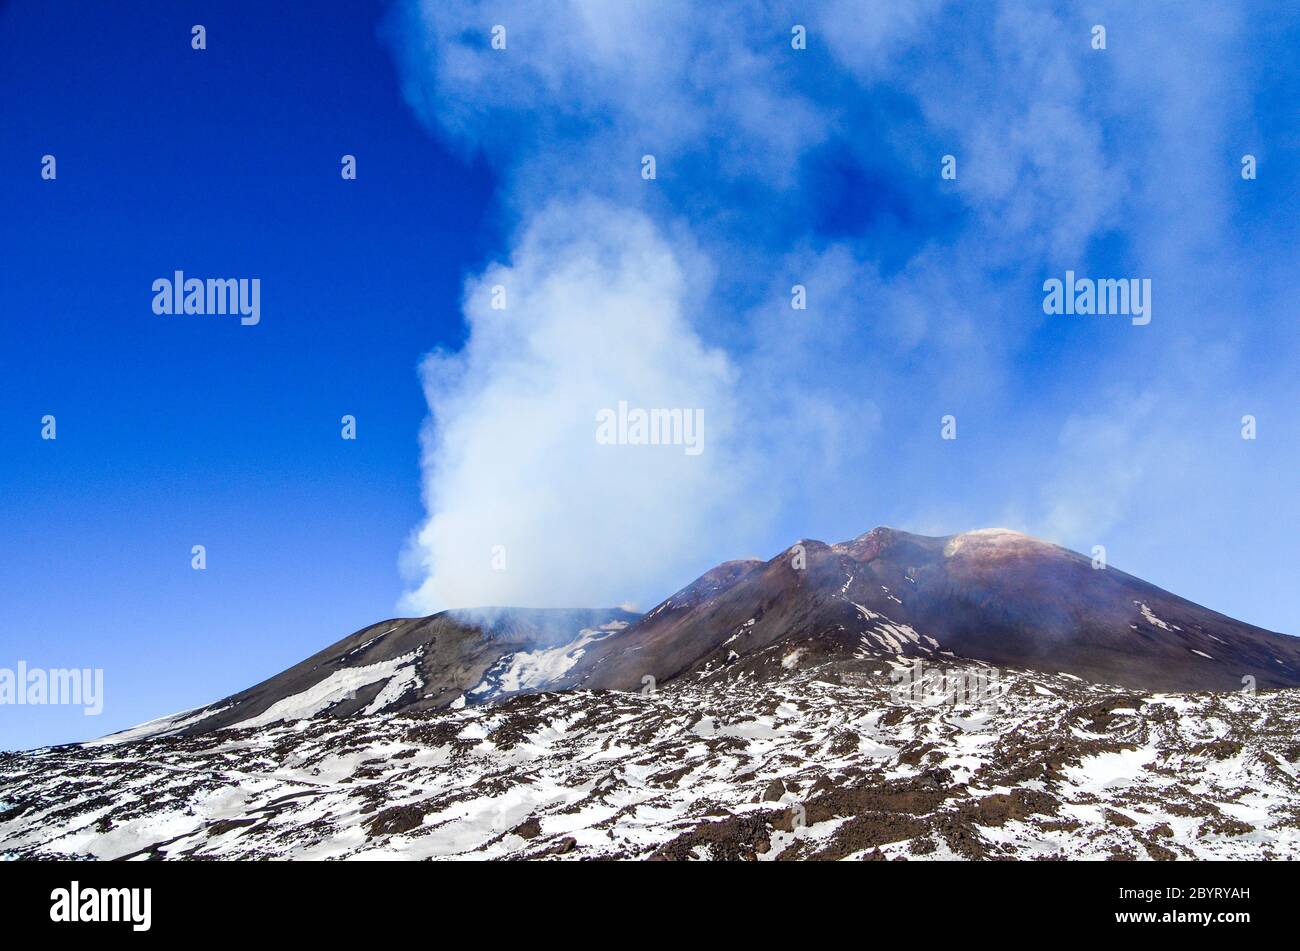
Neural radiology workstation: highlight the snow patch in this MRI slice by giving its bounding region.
[231,652,421,729]
[470,626,621,698]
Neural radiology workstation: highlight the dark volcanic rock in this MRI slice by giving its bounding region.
[3,658,1299,860]
[90,526,1300,748]
[569,527,1300,694]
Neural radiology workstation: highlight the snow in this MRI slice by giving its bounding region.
[230,652,421,729]
[943,528,1028,556]
[339,625,400,661]
[1134,601,1178,632]
[10,661,1299,862]
[364,661,424,714]
[1063,747,1158,792]
[845,601,931,654]
[470,625,621,698]
[84,703,235,747]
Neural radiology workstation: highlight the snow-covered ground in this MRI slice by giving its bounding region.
[2,660,1297,860]
[469,622,627,700]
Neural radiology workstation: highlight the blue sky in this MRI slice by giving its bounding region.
[0,0,497,747]
[2,1,1298,749]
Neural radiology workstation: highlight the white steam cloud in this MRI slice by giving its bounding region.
[387,1,1294,622]
[400,202,748,613]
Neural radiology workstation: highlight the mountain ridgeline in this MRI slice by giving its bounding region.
[107,528,1300,741]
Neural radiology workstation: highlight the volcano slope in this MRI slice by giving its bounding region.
[86,606,642,741]
[2,527,1298,860]
[2,656,1299,860]
[563,527,1300,695]
[80,528,1300,746]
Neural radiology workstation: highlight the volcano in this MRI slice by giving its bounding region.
[6,526,1300,862]
[569,526,1300,695]
[99,526,1300,742]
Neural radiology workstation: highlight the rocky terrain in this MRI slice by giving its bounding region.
[568,526,1300,695]
[3,526,1298,861]
[2,653,1299,860]
[72,528,1300,748]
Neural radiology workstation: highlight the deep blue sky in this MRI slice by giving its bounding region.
[2,1,1297,750]
[0,1,496,747]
